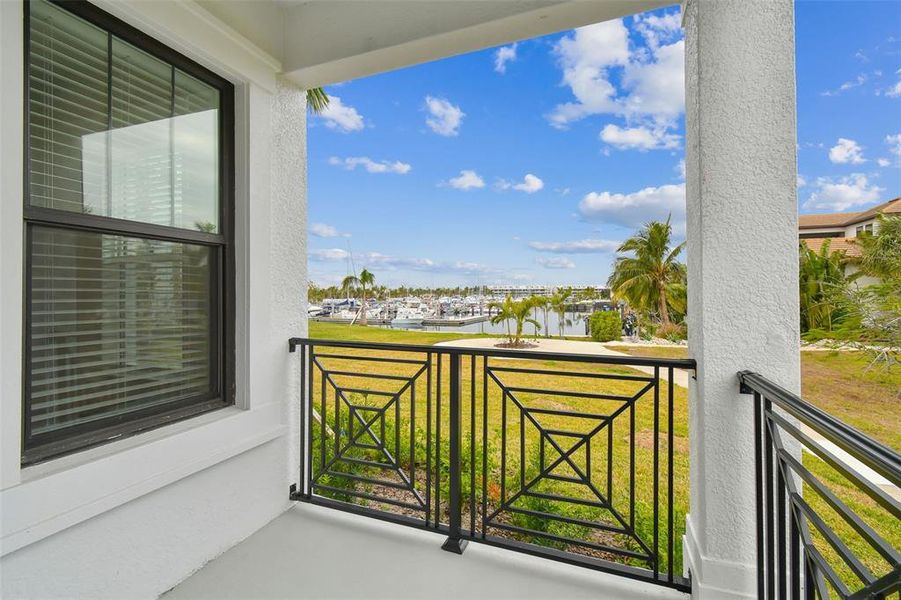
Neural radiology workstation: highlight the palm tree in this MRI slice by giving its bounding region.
[307,88,330,114]
[855,214,901,282]
[489,295,541,346]
[489,296,515,343]
[532,295,552,338]
[341,270,375,325]
[607,218,686,327]
[357,269,375,325]
[550,288,572,338]
[799,240,852,333]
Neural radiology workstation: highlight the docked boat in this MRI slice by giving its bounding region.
[391,306,426,328]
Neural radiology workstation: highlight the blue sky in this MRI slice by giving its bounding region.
[308,1,900,288]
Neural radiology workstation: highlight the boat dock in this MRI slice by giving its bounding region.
[311,315,489,327]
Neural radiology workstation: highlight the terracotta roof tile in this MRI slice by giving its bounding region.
[799,197,900,229]
[800,237,862,257]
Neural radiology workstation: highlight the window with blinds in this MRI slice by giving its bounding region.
[24,0,233,464]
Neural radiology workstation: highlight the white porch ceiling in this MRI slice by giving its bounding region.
[197,0,673,87]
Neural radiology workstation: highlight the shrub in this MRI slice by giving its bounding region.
[589,311,621,342]
[656,322,687,342]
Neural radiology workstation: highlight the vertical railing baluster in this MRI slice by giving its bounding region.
[297,342,305,499]
[306,345,313,498]
[653,366,660,578]
[470,353,476,537]
[777,450,787,598]
[790,507,800,600]
[667,369,674,582]
[765,397,776,600]
[426,352,432,526]
[754,391,765,600]
[442,352,467,553]
[481,355,488,540]
[436,353,442,527]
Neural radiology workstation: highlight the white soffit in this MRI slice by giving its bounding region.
[280,0,674,87]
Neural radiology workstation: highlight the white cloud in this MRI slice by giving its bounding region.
[498,173,545,193]
[803,174,884,211]
[633,11,682,50]
[312,247,496,276]
[310,223,341,238]
[886,133,901,157]
[494,43,517,74]
[424,96,465,136]
[528,239,620,253]
[312,248,350,261]
[821,74,867,97]
[318,96,364,132]
[886,81,901,97]
[547,20,630,128]
[578,183,685,232]
[797,175,807,188]
[877,158,891,167]
[328,156,412,174]
[600,124,680,150]
[547,14,684,152]
[446,170,485,190]
[676,159,686,180]
[619,39,684,124]
[536,257,576,269]
[828,138,866,164]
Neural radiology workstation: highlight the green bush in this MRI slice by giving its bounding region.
[589,311,621,342]
[656,322,687,342]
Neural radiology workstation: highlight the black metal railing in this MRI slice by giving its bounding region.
[289,337,695,592]
[739,371,901,599]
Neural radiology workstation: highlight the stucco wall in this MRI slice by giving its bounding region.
[683,0,800,598]
[0,1,307,596]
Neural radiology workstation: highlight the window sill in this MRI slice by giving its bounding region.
[1,402,284,556]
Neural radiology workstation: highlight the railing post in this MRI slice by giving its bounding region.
[442,351,468,554]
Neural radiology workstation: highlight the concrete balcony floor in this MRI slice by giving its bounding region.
[166,503,689,600]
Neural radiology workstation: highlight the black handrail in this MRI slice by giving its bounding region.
[289,337,697,370]
[739,371,901,485]
[289,337,695,593]
[739,370,901,599]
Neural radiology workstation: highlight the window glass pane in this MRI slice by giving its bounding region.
[29,0,109,214]
[173,70,220,233]
[28,0,220,233]
[28,226,215,446]
[108,38,174,226]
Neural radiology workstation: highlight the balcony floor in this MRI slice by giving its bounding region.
[166,502,689,599]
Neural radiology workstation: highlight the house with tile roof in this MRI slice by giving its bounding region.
[799,197,901,285]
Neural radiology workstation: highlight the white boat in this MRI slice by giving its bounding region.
[391,306,425,328]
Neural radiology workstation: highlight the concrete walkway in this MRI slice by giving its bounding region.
[433,337,693,388]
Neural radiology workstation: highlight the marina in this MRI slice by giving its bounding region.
[309,294,614,336]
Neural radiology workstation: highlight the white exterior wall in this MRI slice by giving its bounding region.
[0,1,306,597]
[682,1,800,598]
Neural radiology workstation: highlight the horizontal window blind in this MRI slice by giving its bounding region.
[23,0,233,463]
[28,227,215,442]
[28,0,221,233]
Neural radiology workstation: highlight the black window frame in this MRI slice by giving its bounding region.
[22,0,236,465]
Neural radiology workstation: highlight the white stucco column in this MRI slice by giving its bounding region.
[270,77,308,490]
[682,1,799,598]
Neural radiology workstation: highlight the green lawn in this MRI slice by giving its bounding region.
[307,322,687,577]
[609,345,900,451]
[307,324,898,591]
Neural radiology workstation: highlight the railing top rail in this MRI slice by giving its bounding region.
[738,370,901,486]
[289,336,697,370]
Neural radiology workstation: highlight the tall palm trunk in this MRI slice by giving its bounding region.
[360,287,368,326]
[657,284,670,327]
[543,307,549,338]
